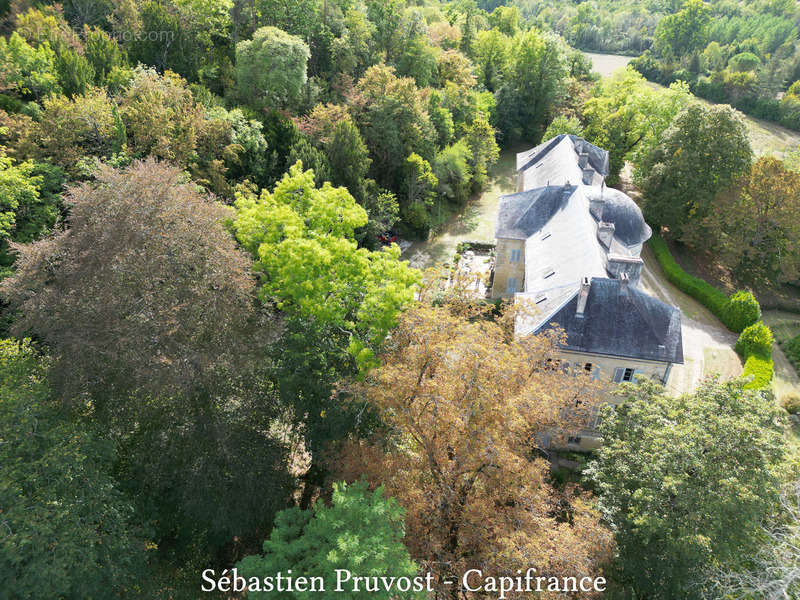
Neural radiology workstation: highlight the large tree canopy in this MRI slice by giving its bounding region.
[232,161,420,366]
[639,103,753,242]
[0,339,152,600]
[587,379,786,598]
[235,25,310,110]
[1,159,292,552]
[333,299,613,597]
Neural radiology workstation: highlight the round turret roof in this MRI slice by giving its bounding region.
[585,187,652,247]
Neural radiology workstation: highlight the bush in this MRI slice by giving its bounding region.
[735,321,775,358]
[782,393,800,415]
[726,290,761,332]
[649,234,732,325]
[742,354,774,390]
[649,234,763,333]
[783,334,800,372]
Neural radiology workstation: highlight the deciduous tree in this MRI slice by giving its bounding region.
[639,103,753,242]
[587,379,786,599]
[232,161,420,364]
[496,29,569,143]
[2,160,291,552]
[235,25,310,110]
[709,156,800,284]
[0,340,152,600]
[332,300,613,598]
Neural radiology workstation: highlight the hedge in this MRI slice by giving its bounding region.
[649,233,775,389]
[735,321,774,358]
[649,234,749,331]
[742,354,774,390]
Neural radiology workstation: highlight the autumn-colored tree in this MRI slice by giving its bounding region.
[1,160,291,552]
[331,298,613,599]
[709,156,800,285]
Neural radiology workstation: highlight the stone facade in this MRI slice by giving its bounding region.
[491,238,526,298]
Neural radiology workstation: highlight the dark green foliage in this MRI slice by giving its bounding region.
[238,480,422,600]
[726,290,762,333]
[55,49,95,97]
[326,120,371,202]
[496,29,568,143]
[0,339,152,599]
[649,234,734,329]
[782,392,800,414]
[83,26,125,85]
[587,378,785,598]
[127,0,203,82]
[783,334,800,374]
[288,136,331,186]
[640,103,753,242]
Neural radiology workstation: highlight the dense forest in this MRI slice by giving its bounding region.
[0,0,799,599]
[516,0,800,128]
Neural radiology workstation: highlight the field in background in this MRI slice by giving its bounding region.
[583,52,800,156]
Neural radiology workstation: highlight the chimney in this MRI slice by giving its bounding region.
[619,272,630,296]
[576,276,590,317]
[597,221,615,247]
[589,196,605,221]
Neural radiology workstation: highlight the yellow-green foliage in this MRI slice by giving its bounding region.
[742,354,773,390]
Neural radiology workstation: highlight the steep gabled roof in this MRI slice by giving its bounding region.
[495,186,575,240]
[516,135,609,190]
[535,278,684,364]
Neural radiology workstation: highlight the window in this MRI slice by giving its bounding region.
[613,367,637,383]
[506,277,517,294]
[567,436,582,445]
[510,248,521,263]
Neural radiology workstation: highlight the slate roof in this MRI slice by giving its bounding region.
[501,135,683,365]
[535,278,684,364]
[584,187,652,248]
[516,135,609,190]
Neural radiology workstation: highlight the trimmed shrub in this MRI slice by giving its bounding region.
[649,234,732,326]
[742,354,773,390]
[649,234,763,333]
[726,290,761,333]
[782,393,800,415]
[735,321,774,358]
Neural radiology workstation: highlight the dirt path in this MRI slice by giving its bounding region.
[402,148,518,269]
[638,244,742,396]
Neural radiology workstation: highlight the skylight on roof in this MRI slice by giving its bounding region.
[541,232,551,240]
[542,268,555,279]
[535,292,547,304]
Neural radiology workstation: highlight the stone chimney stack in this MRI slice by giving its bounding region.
[576,276,590,317]
[589,196,605,221]
[619,272,630,296]
[597,221,615,248]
